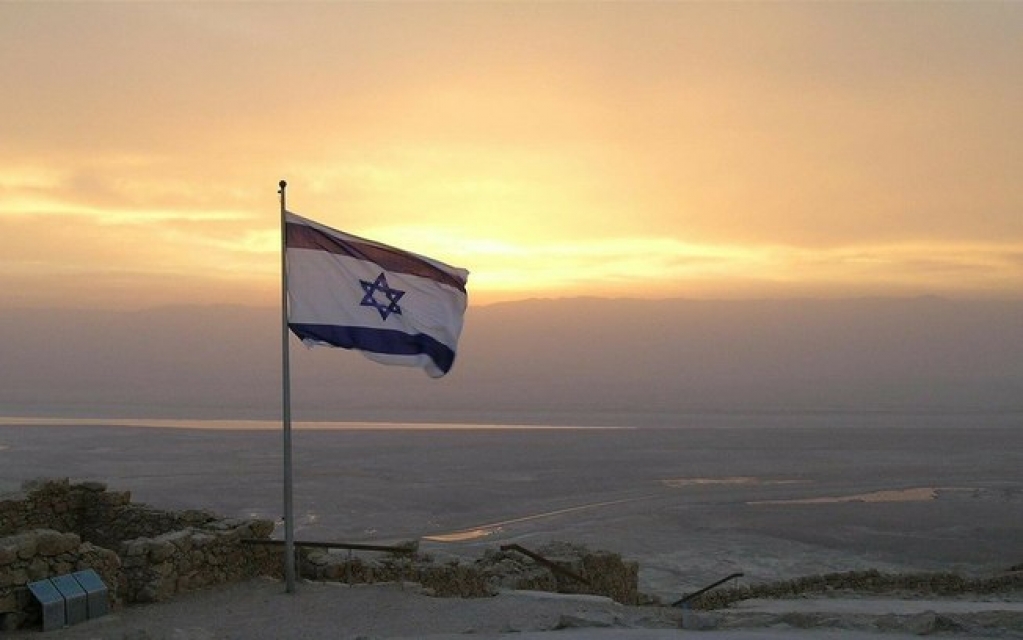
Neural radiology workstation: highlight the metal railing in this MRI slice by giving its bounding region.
[500,543,591,585]
[242,538,418,555]
[672,572,744,607]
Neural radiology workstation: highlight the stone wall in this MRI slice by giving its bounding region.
[0,478,220,548]
[689,569,1023,610]
[0,479,278,631]
[529,541,640,605]
[120,519,278,603]
[0,529,121,631]
[300,540,641,604]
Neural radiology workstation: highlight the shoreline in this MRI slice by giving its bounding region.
[2,409,1021,431]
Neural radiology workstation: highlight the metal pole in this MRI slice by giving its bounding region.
[279,179,296,593]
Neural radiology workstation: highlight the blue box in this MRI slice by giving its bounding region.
[27,579,66,631]
[50,574,88,625]
[73,569,110,619]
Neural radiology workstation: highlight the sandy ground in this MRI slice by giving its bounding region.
[9,577,1023,640]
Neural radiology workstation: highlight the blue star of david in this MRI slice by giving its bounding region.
[359,272,405,321]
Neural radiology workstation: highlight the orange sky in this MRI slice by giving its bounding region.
[2,2,1021,309]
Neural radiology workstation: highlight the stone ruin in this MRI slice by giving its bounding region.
[1,478,642,631]
[7,478,1020,634]
[299,540,641,604]
[689,568,1023,611]
[1,478,279,631]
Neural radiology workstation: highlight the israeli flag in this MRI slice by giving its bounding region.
[285,211,469,378]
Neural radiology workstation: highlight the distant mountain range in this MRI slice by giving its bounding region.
[2,297,1021,424]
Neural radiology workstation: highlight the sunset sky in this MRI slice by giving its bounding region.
[2,2,1021,310]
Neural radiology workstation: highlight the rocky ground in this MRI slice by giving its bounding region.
[7,576,1023,640]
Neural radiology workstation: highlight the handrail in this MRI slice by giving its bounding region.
[671,572,744,607]
[242,538,418,555]
[500,544,591,585]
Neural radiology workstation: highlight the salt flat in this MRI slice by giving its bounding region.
[2,415,1019,594]
[2,414,1021,638]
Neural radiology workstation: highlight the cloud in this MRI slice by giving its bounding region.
[2,2,1021,308]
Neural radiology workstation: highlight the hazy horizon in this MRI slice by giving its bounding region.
[2,296,1021,425]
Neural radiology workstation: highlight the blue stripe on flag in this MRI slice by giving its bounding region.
[286,221,466,293]
[288,323,456,376]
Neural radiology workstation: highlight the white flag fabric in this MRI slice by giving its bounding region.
[285,211,469,378]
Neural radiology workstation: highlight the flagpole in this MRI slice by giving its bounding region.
[279,179,296,593]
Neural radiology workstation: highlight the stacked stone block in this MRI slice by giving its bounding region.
[0,529,120,631]
[120,519,278,603]
[690,569,1023,610]
[300,540,641,603]
[0,479,277,630]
